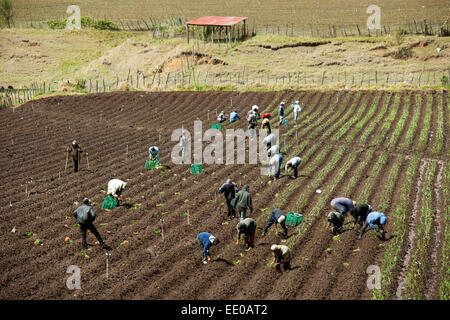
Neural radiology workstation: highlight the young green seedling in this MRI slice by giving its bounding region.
[27,232,34,237]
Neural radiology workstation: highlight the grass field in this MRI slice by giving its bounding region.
[12,0,449,29]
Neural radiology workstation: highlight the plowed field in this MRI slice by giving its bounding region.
[0,90,448,300]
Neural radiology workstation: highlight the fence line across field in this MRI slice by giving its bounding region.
[1,68,449,109]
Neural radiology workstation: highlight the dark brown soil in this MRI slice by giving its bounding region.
[0,90,447,300]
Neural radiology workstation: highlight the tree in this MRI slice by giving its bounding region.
[0,0,14,28]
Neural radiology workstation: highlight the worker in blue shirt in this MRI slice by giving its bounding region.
[359,212,388,239]
[230,110,241,123]
[197,232,220,264]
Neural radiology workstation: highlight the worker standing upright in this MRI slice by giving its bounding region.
[232,184,253,222]
[218,178,239,219]
[66,140,82,173]
[278,102,285,125]
[252,105,261,120]
[179,134,187,163]
[72,198,110,250]
[247,110,257,137]
[291,100,302,126]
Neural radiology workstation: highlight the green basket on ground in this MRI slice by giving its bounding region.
[145,159,159,170]
[191,164,202,174]
[286,212,303,227]
[211,124,222,130]
[102,196,118,210]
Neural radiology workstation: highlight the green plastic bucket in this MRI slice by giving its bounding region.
[145,159,158,170]
[211,124,222,130]
[191,164,202,174]
[102,196,118,210]
[286,212,303,227]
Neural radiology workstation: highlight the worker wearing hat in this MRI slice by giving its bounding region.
[270,244,292,272]
[262,209,288,237]
[359,212,388,239]
[72,198,109,250]
[66,140,82,172]
[230,109,241,123]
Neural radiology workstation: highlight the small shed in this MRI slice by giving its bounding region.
[186,16,247,43]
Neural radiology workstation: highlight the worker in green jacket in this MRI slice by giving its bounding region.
[232,184,253,222]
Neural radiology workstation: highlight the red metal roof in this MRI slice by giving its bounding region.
[186,16,246,26]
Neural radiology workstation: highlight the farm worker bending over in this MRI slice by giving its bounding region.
[278,102,285,124]
[66,140,82,173]
[264,133,277,150]
[359,212,388,239]
[261,115,271,134]
[218,178,239,219]
[285,156,302,179]
[327,211,345,235]
[230,110,241,123]
[267,144,280,158]
[247,110,257,137]
[197,232,220,264]
[232,184,253,222]
[330,197,356,217]
[268,153,283,179]
[270,244,292,272]
[252,105,261,120]
[72,198,109,250]
[291,100,302,126]
[235,218,256,249]
[262,209,288,237]
[148,146,159,164]
[107,178,127,202]
[217,110,226,123]
[350,203,372,227]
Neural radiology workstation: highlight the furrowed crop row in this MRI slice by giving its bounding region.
[431,92,445,155]
[330,91,372,141]
[341,92,382,143]
[285,146,348,244]
[416,93,433,152]
[398,92,422,151]
[358,151,389,203]
[373,155,420,300]
[404,160,437,299]
[387,93,410,148]
[376,156,404,213]
[439,162,450,299]
[372,93,401,146]
[359,93,393,144]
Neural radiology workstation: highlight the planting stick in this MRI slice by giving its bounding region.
[208,110,209,120]
[187,210,190,225]
[86,153,89,169]
[59,170,61,179]
[160,219,164,240]
[65,152,69,171]
[106,253,111,279]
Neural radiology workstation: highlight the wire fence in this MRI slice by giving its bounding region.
[10,15,450,39]
[2,68,449,109]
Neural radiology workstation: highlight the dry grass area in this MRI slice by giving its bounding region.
[1,27,449,90]
[12,0,448,28]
